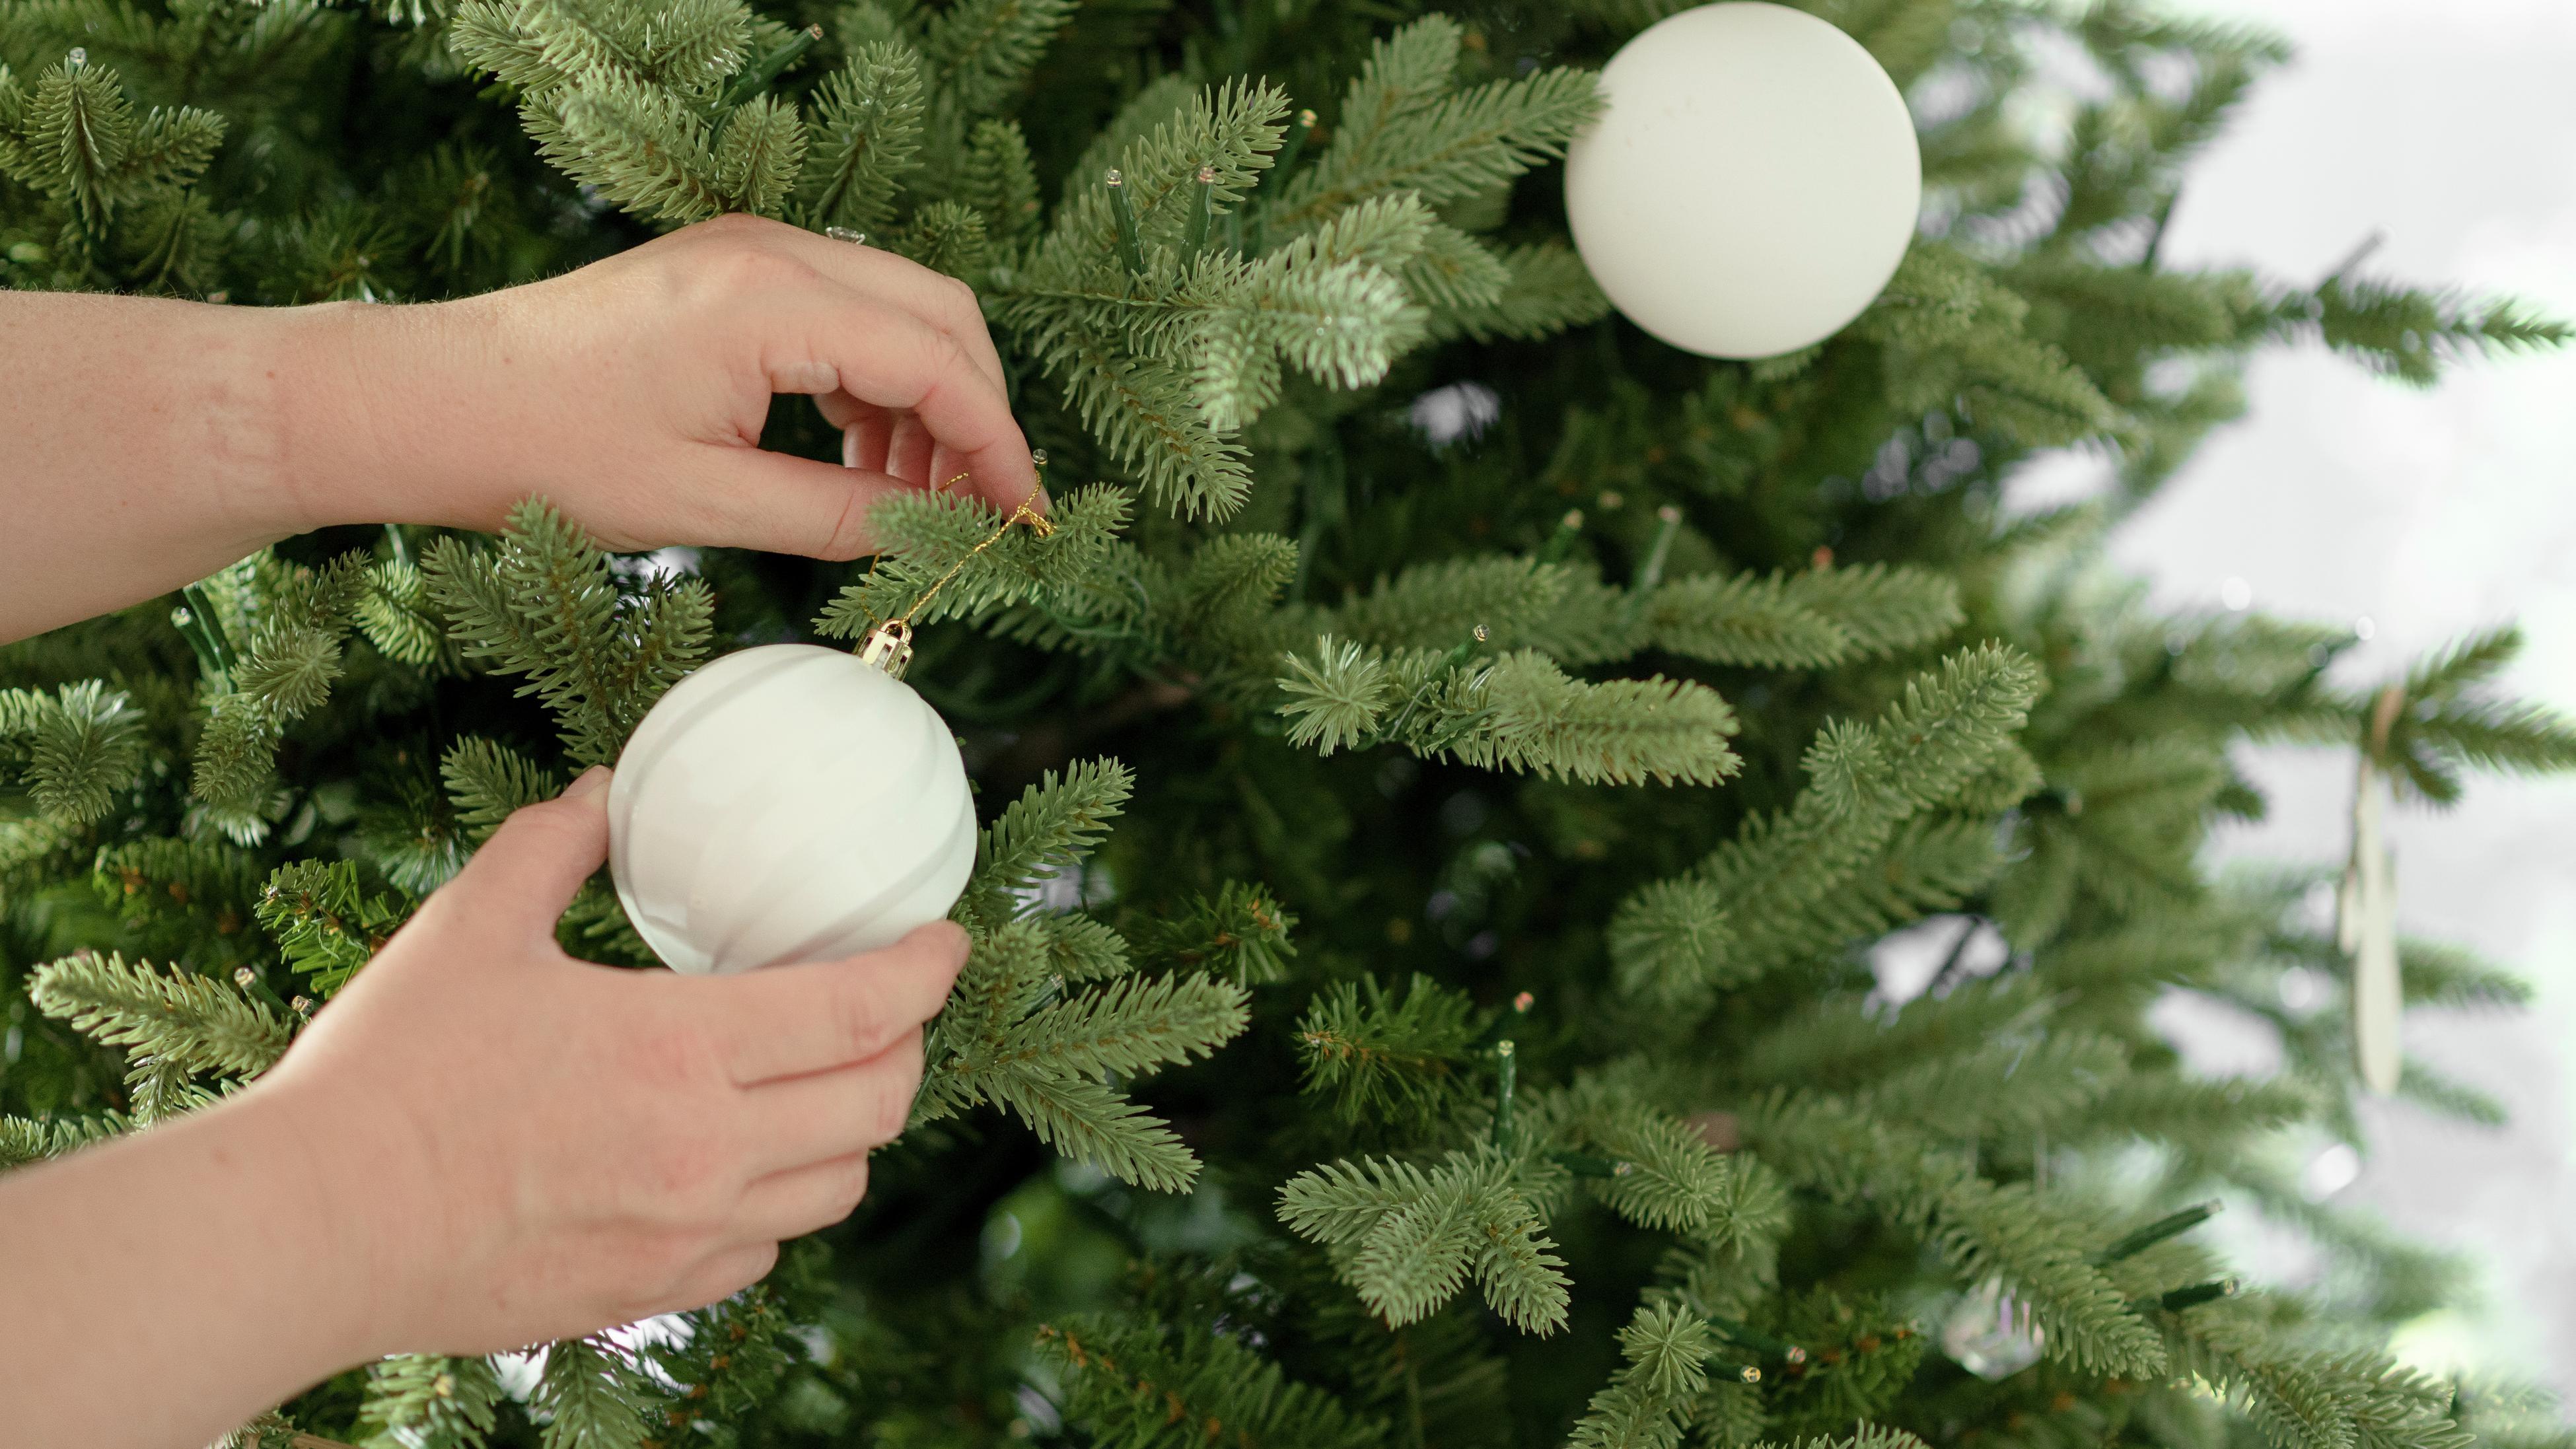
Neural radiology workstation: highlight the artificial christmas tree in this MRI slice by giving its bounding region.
[7,1,2576,1447]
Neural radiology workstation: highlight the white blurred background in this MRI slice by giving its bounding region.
[2015,0,2576,1392]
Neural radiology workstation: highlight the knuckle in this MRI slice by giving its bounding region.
[735,1241,783,1287]
[709,239,808,294]
[865,1079,912,1145]
[616,1230,707,1311]
[402,882,468,935]
[834,1155,873,1215]
[642,1129,737,1205]
[884,925,956,972]
[816,485,870,561]
[499,796,569,836]
[834,984,890,1060]
[497,797,594,852]
[898,326,958,391]
[620,1018,721,1091]
[698,210,771,240]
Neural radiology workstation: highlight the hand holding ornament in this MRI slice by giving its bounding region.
[0,764,974,1449]
[252,765,972,1355]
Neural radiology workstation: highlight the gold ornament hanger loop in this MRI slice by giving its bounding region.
[859,455,1055,681]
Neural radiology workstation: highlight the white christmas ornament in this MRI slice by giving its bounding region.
[607,643,975,975]
[1563,2,1922,359]
[2339,756,2402,1096]
[1939,1277,2046,1381]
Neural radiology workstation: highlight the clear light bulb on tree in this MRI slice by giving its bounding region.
[1564,1,1923,359]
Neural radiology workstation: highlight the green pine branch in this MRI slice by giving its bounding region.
[1857,1029,2126,1139]
[1296,974,1480,1128]
[814,483,1131,639]
[1277,637,1740,787]
[1277,1149,1573,1333]
[2266,275,2573,388]
[1,680,145,823]
[0,1111,126,1169]
[441,735,563,841]
[356,1354,505,1449]
[958,116,1040,250]
[917,0,1073,118]
[1610,646,2042,997]
[422,498,712,769]
[1859,244,2130,447]
[1532,1078,1749,1241]
[1741,1091,2166,1378]
[28,950,291,1079]
[1268,16,1601,230]
[953,756,1133,932]
[948,970,1248,1084]
[533,1334,653,1449]
[256,859,409,997]
[923,915,1236,1193]
[1037,1316,1387,1449]
[797,40,923,234]
[1147,880,1297,983]
[0,53,224,232]
[90,835,270,963]
[1566,1300,1713,1449]
[1427,241,1612,343]
[947,1049,1204,1191]
[1733,973,2054,1095]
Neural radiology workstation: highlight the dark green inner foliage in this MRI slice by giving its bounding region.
[8,1,2576,1446]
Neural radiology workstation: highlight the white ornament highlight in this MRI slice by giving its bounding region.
[607,643,976,975]
[1563,2,1922,359]
[1940,1277,2046,1381]
[2340,756,2402,1096]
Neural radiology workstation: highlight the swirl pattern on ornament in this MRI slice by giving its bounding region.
[608,644,976,975]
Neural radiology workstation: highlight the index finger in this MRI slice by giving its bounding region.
[698,921,972,1086]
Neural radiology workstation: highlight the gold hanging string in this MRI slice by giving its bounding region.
[857,458,1054,681]
[889,467,1055,629]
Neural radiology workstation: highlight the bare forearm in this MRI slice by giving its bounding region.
[0,1087,386,1448]
[0,293,328,642]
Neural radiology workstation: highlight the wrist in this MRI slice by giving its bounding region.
[0,1083,406,1442]
[268,296,514,536]
[229,1078,421,1363]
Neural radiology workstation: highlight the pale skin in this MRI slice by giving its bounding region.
[0,213,1037,1447]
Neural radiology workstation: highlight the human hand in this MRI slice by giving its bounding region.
[281,212,1041,560]
[253,765,969,1355]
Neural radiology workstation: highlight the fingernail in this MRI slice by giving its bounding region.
[563,765,612,800]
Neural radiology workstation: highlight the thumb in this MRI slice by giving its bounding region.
[445,765,614,940]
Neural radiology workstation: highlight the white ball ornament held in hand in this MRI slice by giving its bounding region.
[606,644,975,975]
[1564,2,1922,359]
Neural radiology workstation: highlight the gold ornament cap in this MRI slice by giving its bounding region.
[859,621,914,680]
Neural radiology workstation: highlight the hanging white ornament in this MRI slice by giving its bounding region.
[607,458,1054,975]
[1939,1277,2045,1381]
[2341,757,2402,1096]
[606,639,976,975]
[1562,2,1922,359]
